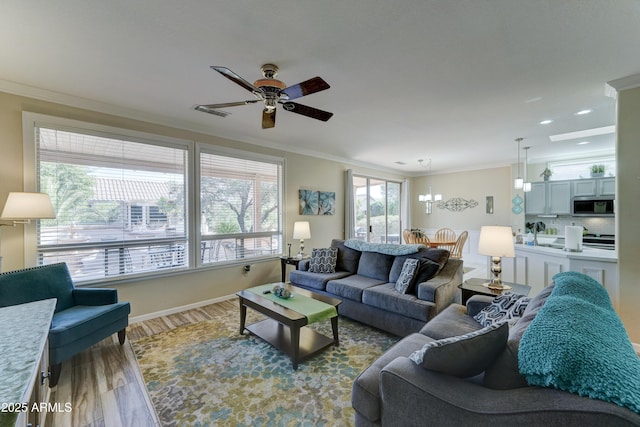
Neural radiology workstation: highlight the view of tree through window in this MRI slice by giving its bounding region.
[353,176,401,244]
[199,151,282,264]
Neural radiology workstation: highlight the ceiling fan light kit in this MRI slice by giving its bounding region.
[195,63,333,129]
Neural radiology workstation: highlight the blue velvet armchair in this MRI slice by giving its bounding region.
[0,263,131,387]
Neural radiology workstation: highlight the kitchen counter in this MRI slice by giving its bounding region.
[507,244,619,309]
[515,243,617,263]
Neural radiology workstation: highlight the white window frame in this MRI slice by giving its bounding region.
[22,112,284,284]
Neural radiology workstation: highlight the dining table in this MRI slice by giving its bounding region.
[426,238,456,250]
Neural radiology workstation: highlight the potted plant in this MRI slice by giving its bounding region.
[590,164,605,177]
[540,168,552,181]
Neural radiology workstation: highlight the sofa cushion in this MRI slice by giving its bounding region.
[326,275,386,302]
[308,247,338,273]
[363,283,435,322]
[49,302,131,347]
[473,292,530,327]
[483,284,555,389]
[288,270,351,291]
[330,239,361,273]
[357,251,395,281]
[409,322,508,377]
[419,303,484,339]
[394,258,419,293]
[420,248,450,272]
[352,332,433,423]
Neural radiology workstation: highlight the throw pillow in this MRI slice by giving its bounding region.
[473,292,531,327]
[308,247,338,273]
[409,322,508,378]
[412,258,441,286]
[395,258,419,294]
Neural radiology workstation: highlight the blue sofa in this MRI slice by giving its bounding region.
[0,263,131,387]
[289,239,463,337]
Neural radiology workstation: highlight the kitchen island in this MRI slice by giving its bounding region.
[501,243,618,309]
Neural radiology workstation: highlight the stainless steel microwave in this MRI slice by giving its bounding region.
[572,197,615,216]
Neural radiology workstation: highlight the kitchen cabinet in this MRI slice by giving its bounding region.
[572,177,616,197]
[505,245,619,309]
[525,181,571,215]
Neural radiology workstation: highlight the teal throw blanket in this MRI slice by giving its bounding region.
[518,272,640,414]
[343,239,425,255]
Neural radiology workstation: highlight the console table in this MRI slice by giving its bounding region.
[0,298,56,427]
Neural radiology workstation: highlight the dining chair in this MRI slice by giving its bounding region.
[402,229,415,244]
[450,230,469,259]
[435,227,457,242]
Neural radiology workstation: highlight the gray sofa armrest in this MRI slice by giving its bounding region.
[379,357,640,426]
[298,259,310,271]
[415,258,463,319]
[466,295,494,317]
[73,288,118,305]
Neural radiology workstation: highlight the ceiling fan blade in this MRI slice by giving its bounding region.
[198,100,259,109]
[281,77,330,100]
[211,66,262,94]
[281,102,333,122]
[262,108,276,129]
[194,105,231,117]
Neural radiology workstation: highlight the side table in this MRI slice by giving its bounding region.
[279,256,307,282]
[459,277,531,305]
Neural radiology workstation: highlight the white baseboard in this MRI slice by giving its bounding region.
[129,294,236,324]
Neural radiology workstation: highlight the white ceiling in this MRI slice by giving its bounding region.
[2,1,638,175]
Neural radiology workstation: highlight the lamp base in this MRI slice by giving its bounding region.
[482,280,512,291]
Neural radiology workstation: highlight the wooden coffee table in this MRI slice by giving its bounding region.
[236,283,342,369]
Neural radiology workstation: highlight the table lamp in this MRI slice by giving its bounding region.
[477,225,515,290]
[292,221,311,258]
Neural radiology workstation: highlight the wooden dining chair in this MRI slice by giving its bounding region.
[435,227,456,242]
[450,230,468,259]
[402,229,415,244]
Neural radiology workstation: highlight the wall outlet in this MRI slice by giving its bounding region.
[243,265,251,273]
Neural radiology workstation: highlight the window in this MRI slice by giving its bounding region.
[352,175,402,244]
[199,148,283,264]
[25,113,284,283]
[549,157,616,181]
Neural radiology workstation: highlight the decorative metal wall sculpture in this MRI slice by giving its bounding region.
[435,197,478,212]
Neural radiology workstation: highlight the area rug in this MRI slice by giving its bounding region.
[131,304,399,426]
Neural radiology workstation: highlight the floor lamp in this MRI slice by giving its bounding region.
[0,192,56,272]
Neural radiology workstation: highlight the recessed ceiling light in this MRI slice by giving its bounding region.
[577,141,590,145]
[539,119,554,125]
[575,109,592,115]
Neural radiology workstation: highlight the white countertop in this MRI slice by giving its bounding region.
[515,243,617,262]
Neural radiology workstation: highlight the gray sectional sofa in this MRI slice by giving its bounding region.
[351,271,640,426]
[289,239,463,337]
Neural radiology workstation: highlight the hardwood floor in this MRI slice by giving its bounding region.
[46,298,238,427]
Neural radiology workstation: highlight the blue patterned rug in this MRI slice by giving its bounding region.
[131,304,399,426]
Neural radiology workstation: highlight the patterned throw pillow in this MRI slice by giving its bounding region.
[409,322,508,377]
[308,247,338,273]
[473,292,531,327]
[395,258,419,294]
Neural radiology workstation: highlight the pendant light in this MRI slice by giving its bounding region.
[523,146,532,192]
[417,159,442,214]
[514,138,524,190]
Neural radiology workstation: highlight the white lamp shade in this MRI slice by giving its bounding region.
[1,192,56,220]
[292,221,311,240]
[514,177,524,189]
[478,226,515,258]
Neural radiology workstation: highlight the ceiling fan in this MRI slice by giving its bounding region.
[195,64,333,129]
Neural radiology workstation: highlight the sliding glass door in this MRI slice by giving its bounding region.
[352,175,401,243]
